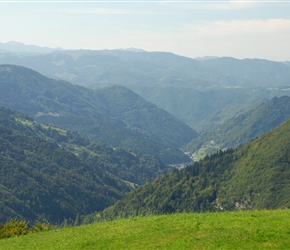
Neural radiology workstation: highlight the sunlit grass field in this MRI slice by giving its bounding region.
[2,210,290,249]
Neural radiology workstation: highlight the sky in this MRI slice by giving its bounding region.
[0,0,290,61]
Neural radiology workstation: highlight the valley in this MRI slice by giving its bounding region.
[2,48,290,132]
[1,0,290,246]
[1,44,290,248]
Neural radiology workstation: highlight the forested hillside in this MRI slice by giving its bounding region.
[98,117,290,220]
[0,106,168,223]
[0,64,196,164]
[185,96,290,157]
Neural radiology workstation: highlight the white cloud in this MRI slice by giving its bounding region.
[1,1,289,61]
[120,18,290,61]
[185,18,290,60]
[160,0,257,10]
[52,7,152,15]
[191,18,290,37]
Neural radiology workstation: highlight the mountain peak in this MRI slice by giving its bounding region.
[115,48,146,52]
[0,41,63,54]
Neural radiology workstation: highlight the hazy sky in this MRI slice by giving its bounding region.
[1,0,290,61]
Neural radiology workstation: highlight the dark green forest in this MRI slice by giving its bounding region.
[0,106,169,223]
[98,117,290,220]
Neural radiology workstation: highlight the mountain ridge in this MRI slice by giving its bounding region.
[2,48,290,132]
[0,41,63,54]
[184,95,290,157]
[0,64,196,164]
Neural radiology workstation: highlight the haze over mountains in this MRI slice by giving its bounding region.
[0,41,62,54]
[1,41,290,225]
[185,96,290,157]
[1,41,290,133]
[0,64,195,164]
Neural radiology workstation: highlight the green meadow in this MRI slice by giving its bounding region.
[2,210,290,249]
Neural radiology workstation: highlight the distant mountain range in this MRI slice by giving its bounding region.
[0,41,63,54]
[1,43,290,158]
[1,44,290,132]
[0,64,196,164]
[1,42,290,224]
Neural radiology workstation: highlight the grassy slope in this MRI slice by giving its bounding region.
[2,210,290,249]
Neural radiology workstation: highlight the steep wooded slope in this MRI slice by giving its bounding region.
[185,96,290,156]
[0,106,167,223]
[98,118,290,220]
[0,65,196,164]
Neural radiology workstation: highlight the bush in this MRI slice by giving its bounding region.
[0,218,30,239]
[0,218,53,239]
